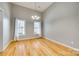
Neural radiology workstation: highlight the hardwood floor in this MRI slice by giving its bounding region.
[0,38,79,56]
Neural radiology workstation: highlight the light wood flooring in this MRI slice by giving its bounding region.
[0,38,79,56]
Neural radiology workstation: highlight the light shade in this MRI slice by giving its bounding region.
[32,15,40,20]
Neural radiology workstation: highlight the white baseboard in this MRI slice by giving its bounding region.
[1,37,79,53]
[1,40,13,52]
[44,37,79,52]
[14,37,36,41]
[0,49,3,52]
[1,37,36,52]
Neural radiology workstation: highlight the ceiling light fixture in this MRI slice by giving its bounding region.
[31,2,40,20]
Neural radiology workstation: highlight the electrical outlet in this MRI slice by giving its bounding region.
[71,41,74,44]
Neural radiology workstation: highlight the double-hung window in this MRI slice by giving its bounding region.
[15,18,25,38]
[34,20,41,36]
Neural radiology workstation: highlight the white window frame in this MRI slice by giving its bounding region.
[15,18,25,38]
[34,20,41,37]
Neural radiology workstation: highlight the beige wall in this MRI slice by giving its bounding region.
[0,2,11,51]
[43,2,79,49]
[0,3,42,51]
[11,4,42,40]
[1,2,79,51]
[0,10,3,52]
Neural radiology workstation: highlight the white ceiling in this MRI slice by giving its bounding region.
[12,2,53,12]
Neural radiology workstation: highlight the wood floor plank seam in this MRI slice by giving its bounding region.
[0,38,79,56]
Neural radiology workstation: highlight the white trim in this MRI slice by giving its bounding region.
[14,36,42,41]
[0,8,4,52]
[14,37,36,41]
[44,37,79,52]
[0,37,37,52]
[0,40,12,52]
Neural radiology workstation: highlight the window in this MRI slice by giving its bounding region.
[15,19,25,37]
[34,21,41,35]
